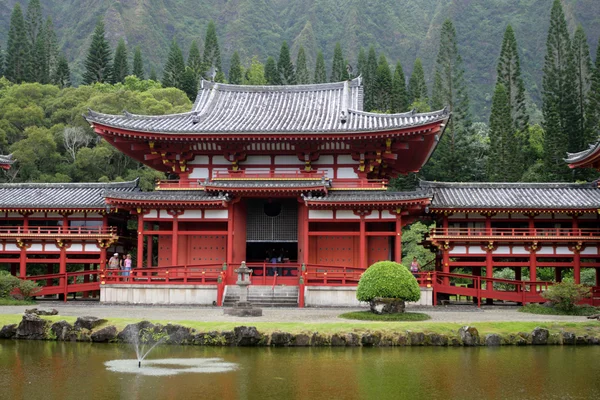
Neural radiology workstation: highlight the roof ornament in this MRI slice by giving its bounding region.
[442,106,449,116]
[346,64,353,80]
[123,110,133,119]
[207,65,217,82]
[191,111,200,124]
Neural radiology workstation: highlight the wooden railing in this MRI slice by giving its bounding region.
[213,170,326,180]
[329,179,388,190]
[155,179,205,190]
[23,270,101,301]
[0,226,117,236]
[430,227,600,238]
[102,263,224,285]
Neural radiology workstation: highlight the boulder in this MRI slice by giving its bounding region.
[576,336,589,345]
[0,324,17,339]
[345,333,361,347]
[16,313,49,340]
[290,333,311,346]
[117,321,155,343]
[51,320,75,341]
[458,326,480,346]
[586,313,600,320]
[562,331,576,345]
[25,308,58,316]
[311,333,329,346]
[395,334,408,346]
[271,332,292,346]
[408,331,425,346]
[369,298,405,314]
[379,335,394,347]
[74,316,107,331]
[193,331,221,346]
[234,326,262,346]
[484,334,502,346]
[361,332,381,347]
[91,326,118,342]
[161,324,192,345]
[428,333,448,346]
[330,334,347,346]
[220,331,236,346]
[531,327,549,345]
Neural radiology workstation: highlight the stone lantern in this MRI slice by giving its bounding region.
[224,261,263,317]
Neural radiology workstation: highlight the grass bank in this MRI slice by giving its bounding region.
[519,304,600,316]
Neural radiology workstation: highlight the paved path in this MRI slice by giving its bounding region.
[0,302,589,324]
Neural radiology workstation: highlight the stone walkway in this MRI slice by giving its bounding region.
[0,302,589,324]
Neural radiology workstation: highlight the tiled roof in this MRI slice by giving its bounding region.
[0,154,15,165]
[104,190,227,202]
[565,138,600,164]
[85,78,449,135]
[0,180,139,209]
[304,190,431,204]
[421,181,600,210]
[205,180,329,192]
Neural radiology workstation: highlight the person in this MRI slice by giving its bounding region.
[123,254,132,281]
[270,248,278,276]
[108,253,121,275]
[410,257,420,279]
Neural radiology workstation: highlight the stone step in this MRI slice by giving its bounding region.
[223,301,298,308]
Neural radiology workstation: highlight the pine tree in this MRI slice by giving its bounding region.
[5,3,30,83]
[187,40,202,81]
[357,47,367,77]
[111,39,129,84]
[425,19,478,182]
[82,19,112,84]
[149,67,157,82]
[0,44,4,77]
[228,51,243,84]
[202,21,225,82]
[43,17,59,81]
[181,67,198,100]
[25,0,43,82]
[265,56,279,85]
[277,41,296,85]
[132,46,144,79]
[373,54,392,111]
[586,41,600,144]
[30,26,48,83]
[296,46,310,84]
[488,83,519,181]
[314,51,327,84]
[571,26,592,152]
[162,40,185,89]
[52,54,71,88]
[245,56,267,85]
[391,61,409,113]
[330,42,345,82]
[408,58,428,105]
[363,46,378,111]
[542,0,579,181]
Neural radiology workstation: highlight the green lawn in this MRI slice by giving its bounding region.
[338,311,431,321]
[0,298,36,306]
[519,304,600,316]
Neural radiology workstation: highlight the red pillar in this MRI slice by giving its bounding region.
[226,204,234,265]
[394,212,402,263]
[303,205,309,265]
[359,215,366,270]
[171,214,179,266]
[100,247,107,270]
[146,235,153,268]
[442,215,449,235]
[59,244,67,298]
[573,251,581,284]
[137,212,144,268]
[529,251,537,282]
[442,247,450,285]
[19,247,27,277]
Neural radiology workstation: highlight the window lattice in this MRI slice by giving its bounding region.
[246,199,298,242]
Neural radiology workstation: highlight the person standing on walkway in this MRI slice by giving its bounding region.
[108,253,121,276]
[123,254,132,281]
[410,257,420,279]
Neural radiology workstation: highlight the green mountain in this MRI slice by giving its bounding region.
[1,0,599,121]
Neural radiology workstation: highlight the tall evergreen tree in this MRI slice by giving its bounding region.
[571,26,592,151]
[296,46,310,84]
[181,67,198,100]
[330,42,345,82]
[0,44,4,77]
[542,0,579,181]
[245,56,267,85]
[373,54,392,112]
[363,46,378,111]
[162,40,185,89]
[277,41,296,85]
[228,51,243,84]
[426,19,478,182]
[264,56,279,85]
[43,17,59,81]
[586,41,600,144]
[314,51,327,84]
[408,58,428,105]
[30,26,48,83]
[391,61,409,113]
[357,47,367,77]
[52,54,71,88]
[202,21,225,82]
[111,39,129,84]
[132,46,144,79]
[82,19,112,84]
[187,40,202,81]
[488,83,519,181]
[25,0,43,82]
[149,67,157,81]
[5,4,30,83]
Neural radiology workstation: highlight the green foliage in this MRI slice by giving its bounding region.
[228,51,243,85]
[373,54,392,112]
[43,17,59,81]
[585,41,600,146]
[162,40,185,89]
[408,58,428,105]
[401,222,435,269]
[0,270,40,299]
[338,311,430,321]
[363,46,378,111]
[488,83,519,181]
[541,282,591,312]
[180,67,198,101]
[133,46,145,80]
[82,19,112,84]
[5,3,30,83]
[277,41,296,85]
[356,261,421,303]
[264,56,278,85]
[313,51,327,84]
[202,21,225,82]
[187,40,202,81]
[329,42,345,82]
[244,56,267,85]
[111,39,129,84]
[295,46,310,84]
[391,61,409,113]
[52,55,71,88]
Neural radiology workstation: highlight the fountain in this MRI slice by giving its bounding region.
[224,261,263,317]
[128,324,167,368]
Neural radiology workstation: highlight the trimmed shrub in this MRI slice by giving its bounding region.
[541,282,591,312]
[0,271,40,300]
[357,261,420,303]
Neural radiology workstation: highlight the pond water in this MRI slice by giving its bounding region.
[1,341,599,399]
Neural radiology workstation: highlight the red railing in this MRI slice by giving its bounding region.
[430,227,600,238]
[0,226,117,236]
[303,264,365,286]
[102,263,224,285]
[245,262,300,285]
[212,170,326,180]
[329,179,388,190]
[23,270,101,301]
[156,179,205,190]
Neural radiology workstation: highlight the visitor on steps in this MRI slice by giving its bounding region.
[108,253,121,276]
[123,254,132,281]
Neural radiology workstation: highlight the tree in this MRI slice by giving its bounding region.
[401,221,435,269]
[228,51,243,85]
[313,51,327,84]
[5,4,30,83]
[542,282,591,312]
[542,0,579,181]
[357,47,367,77]
[132,46,144,80]
[43,17,59,80]
[264,56,279,85]
[25,0,44,83]
[363,46,378,111]
[373,54,392,112]
[571,26,592,151]
[181,67,198,101]
[202,21,225,82]
[245,56,266,85]
[391,61,409,113]
[277,41,296,85]
[425,19,478,182]
[187,40,202,81]
[0,45,4,77]
[408,58,428,106]
[330,42,345,82]
[162,40,185,89]
[295,46,310,84]
[63,127,91,162]
[586,41,600,144]
[488,83,519,181]
[82,19,112,84]
[52,54,71,88]
[111,39,129,84]
[149,67,157,82]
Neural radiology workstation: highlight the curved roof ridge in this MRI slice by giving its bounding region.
[348,107,449,118]
[565,138,600,162]
[198,77,361,93]
[419,180,597,189]
[0,178,140,189]
[86,109,195,121]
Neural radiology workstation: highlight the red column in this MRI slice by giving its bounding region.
[442,215,448,235]
[485,215,491,235]
[573,251,581,284]
[394,212,402,263]
[62,214,69,233]
[22,213,29,229]
[146,235,153,268]
[359,215,366,270]
[529,251,537,282]
[137,212,144,268]
[227,204,234,265]
[303,205,309,264]
[19,247,27,277]
[486,250,493,290]
[100,247,107,270]
[59,243,67,297]
[442,246,450,285]
[171,214,179,266]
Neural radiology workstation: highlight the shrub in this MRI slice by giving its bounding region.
[541,282,591,312]
[0,271,40,300]
[356,261,421,303]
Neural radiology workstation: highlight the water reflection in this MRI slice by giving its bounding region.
[105,358,237,376]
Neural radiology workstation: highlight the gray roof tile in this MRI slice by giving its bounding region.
[565,138,600,164]
[104,190,227,202]
[304,190,431,204]
[0,154,15,165]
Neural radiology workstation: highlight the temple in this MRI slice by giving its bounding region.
[1,78,599,307]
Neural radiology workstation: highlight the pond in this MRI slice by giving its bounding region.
[1,341,599,399]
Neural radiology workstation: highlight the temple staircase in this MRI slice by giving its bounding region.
[223,285,299,308]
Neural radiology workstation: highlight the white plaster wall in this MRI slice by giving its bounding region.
[189,168,209,179]
[336,210,359,219]
[305,287,434,307]
[180,210,203,219]
[467,246,485,255]
[309,210,333,219]
[556,247,573,255]
[495,246,511,254]
[244,155,271,165]
[312,155,334,165]
[100,285,218,305]
[212,156,231,165]
[366,211,381,219]
[146,210,158,218]
[337,155,354,164]
[66,244,83,252]
[274,155,302,165]
[512,246,529,254]
[337,168,358,178]
[204,209,228,219]
[581,247,599,255]
[189,155,209,165]
[4,243,19,251]
[449,246,466,255]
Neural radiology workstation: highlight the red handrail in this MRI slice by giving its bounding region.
[213,170,326,180]
[329,179,388,189]
[0,226,117,235]
[430,227,600,238]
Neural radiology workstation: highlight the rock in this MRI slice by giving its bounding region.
[548,333,562,345]
[428,333,448,346]
[458,326,480,346]
[271,332,292,346]
[345,333,361,346]
[311,333,329,346]
[0,324,17,339]
[395,334,408,346]
[484,334,502,346]
[16,313,49,340]
[589,337,600,345]
[562,331,576,345]
[74,316,107,331]
[369,298,405,314]
[234,326,262,346]
[161,324,192,345]
[330,334,347,346]
[193,331,221,346]
[379,335,394,347]
[220,331,235,346]
[576,336,589,345]
[51,320,75,341]
[587,314,600,320]
[117,321,155,343]
[290,333,311,346]
[361,332,381,347]
[531,327,549,345]
[408,331,425,346]
[25,308,58,316]
[91,326,118,342]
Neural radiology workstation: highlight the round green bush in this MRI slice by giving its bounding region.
[356,261,420,302]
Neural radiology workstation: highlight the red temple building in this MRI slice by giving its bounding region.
[1,79,599,307]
